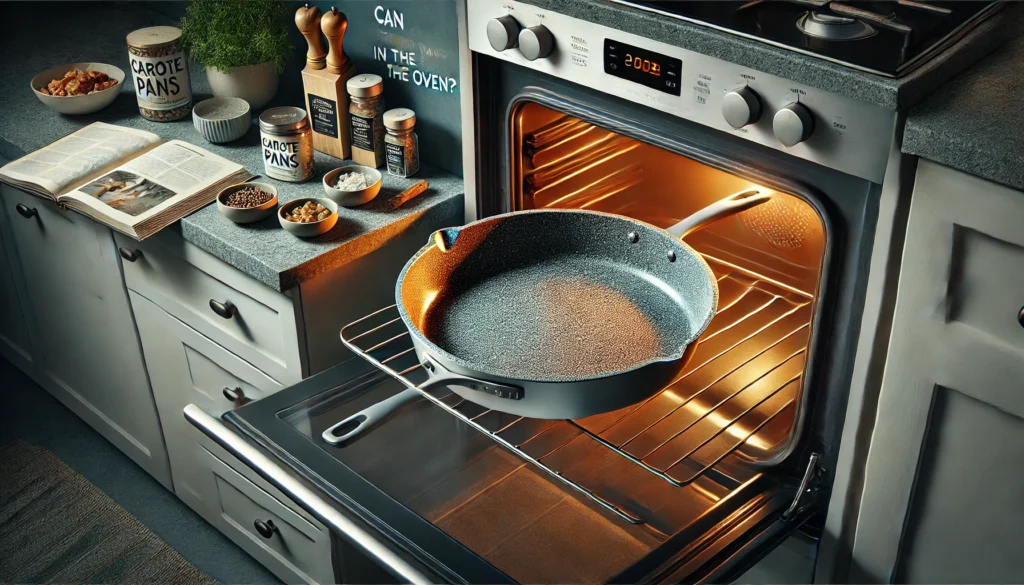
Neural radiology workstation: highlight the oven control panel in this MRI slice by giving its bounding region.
[469,0,898,183]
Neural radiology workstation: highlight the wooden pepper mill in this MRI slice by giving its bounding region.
[296,4,356,160]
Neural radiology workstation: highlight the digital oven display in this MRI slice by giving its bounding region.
[604,39,681,96]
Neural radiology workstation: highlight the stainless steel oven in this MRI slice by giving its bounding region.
[192,2,936,583]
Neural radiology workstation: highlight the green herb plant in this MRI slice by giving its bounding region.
[180,0,292,73]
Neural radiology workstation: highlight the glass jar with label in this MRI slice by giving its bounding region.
[259,107,315,182]
[347,74,385,168]
[126,26,192,122]
[383,108,419,178]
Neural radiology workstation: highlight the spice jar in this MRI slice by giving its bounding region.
[259,107,315,182]
[383,108,419,178]
[127,26,192,122]
[347,74,385,168]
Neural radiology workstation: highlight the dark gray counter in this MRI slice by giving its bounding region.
[903,34,1024,193]
[0,4,463,292]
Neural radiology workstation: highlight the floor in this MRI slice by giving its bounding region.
[0,357,282,585]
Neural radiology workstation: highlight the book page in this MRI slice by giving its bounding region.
[0,122,160,195]
[61,140,244,228]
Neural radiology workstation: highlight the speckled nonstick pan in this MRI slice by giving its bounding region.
[322,190,770,442]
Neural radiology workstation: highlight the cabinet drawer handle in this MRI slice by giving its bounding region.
[1018,306,1024,329]
[209,299,235,319]
[222,386,249,404]
[118,247,142,262]
[254,519,279,539]
[15,203,37,219]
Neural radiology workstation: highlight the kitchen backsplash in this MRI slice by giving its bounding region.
[149,1,463,176]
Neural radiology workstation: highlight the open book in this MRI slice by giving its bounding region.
[0,122,252,240]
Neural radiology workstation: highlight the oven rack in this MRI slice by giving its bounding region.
[340,264,812,526]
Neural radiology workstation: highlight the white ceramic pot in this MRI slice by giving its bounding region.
[205,61,279,110]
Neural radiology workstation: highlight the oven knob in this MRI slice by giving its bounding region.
[722,87,762,129]
[519,25,554,61]
[773,102,815,147]
[486,15,521,51]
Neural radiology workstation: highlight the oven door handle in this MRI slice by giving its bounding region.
[183,404,434,585]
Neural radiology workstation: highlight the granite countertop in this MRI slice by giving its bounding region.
[903,34,1024,193]
[531,0,1016,111]
[0,4,463,291]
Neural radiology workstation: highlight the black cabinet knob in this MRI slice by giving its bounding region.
[222,386,248,404]
[118,247,142,262]
[254,519,278,539]
[209,299,235,319]
[15,203,37,219]
[1018,306,1024,329]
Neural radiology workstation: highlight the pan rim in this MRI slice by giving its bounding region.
[395,208,720,383]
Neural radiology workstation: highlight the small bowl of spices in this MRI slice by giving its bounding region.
[217,182,278,224]
[323,165,383,208]
[278,198,338,237]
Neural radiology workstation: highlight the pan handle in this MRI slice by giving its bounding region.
[666,189,771,240]
[420,354,524,400]
[321,389,422,444]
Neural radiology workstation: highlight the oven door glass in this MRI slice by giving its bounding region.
[227,356,809,585]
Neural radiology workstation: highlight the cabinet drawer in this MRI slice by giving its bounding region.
[116,231,302,384]
[199,444,333,585]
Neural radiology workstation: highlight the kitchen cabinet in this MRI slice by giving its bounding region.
[848,160,1024,583]
[131,291,333,585]
[1,184,170,488]
[0,187,34,373]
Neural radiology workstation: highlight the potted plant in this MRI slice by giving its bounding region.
[181,0,291,110]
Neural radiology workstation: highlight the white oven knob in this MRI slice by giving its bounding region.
[519,25,554,61]
[773,102,815,147]
[722,87,762,129]
[486,15,521,51]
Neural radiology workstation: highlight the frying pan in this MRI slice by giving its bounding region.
[323,190,769,443]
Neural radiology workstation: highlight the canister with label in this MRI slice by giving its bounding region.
[347,74,385,168]
[383,108,419,178]
[259,107,315,183]
[127,26,192,122]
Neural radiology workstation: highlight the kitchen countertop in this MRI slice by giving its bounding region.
[0,4,463,292]
[527,0,1016,111]
[902,35,1024,193]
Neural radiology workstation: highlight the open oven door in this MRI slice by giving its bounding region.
[187,356,828,585]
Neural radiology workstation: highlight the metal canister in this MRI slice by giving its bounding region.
[259,107,315,182]
[127,26,192,122]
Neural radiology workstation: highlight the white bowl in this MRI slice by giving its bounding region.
[217,182,278,224]
[31,62,125,115]
[193,97,252,144]
[323,165,383,208]
[279,198,338,237]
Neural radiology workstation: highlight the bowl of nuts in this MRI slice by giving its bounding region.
[217,182,278,224]
[323,165,383,208]
[279,198,338,237]
[31,63,125,115]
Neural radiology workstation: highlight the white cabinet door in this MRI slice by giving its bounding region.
[2,187,170,488]
[0,186,34,372]
[131,292,333,585]
[849,160,1024,583]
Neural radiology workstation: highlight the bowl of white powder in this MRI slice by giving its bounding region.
[323,164,383,208]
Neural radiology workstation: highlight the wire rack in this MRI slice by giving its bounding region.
[340,260,813,525]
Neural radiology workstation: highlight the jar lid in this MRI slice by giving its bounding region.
[383,108,416,130]
[259,107,309,133]
[347,74,384,98]
[127,26,182,48]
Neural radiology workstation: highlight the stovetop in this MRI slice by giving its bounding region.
[614,0,1002,77]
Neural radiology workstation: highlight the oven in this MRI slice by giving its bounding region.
[190,2,912,584]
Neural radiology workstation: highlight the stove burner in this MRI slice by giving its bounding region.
[798,10,877,40]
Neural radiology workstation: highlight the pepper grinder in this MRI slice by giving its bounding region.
[296,4,354,159]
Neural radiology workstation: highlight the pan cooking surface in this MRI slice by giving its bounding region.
[424,256,695,381]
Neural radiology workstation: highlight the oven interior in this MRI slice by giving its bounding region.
[302,102,830,583]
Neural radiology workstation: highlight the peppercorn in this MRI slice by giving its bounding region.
[224,186,273,208]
